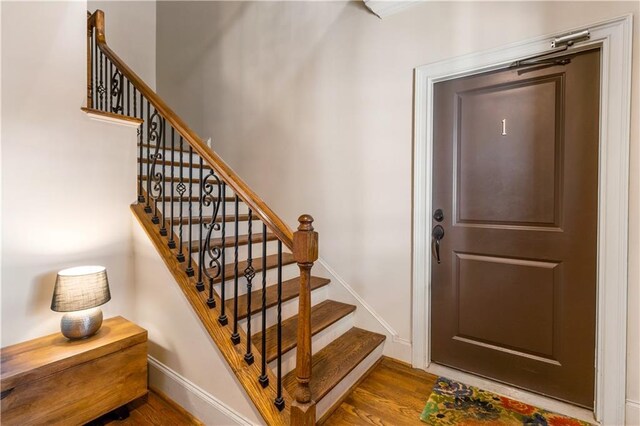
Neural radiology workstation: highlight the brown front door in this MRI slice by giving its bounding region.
[431,48,600,408]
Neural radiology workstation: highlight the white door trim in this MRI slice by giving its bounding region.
[411,14,633,425]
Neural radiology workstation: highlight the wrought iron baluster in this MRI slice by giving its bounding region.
[202,168,222,307]
[108,61,112,112]
[135,88,144,203]
[259,223,269,387]
[148,110,163,225]
[196,156,205,291]
[98,51,105,110]
[274,240,285,411]
[244,209,255,365]
[231,196,240,345]
[159,118,168,235]
[93,29,97,108]
[176,137,186,262]
[126,80,130,116]
[88,28,92,107]
[167,127,176,249]
[120,70,125,113]
[110,67,123,114]
[185,146,195,277]
[144,100,152,213]
[217,183,228,321]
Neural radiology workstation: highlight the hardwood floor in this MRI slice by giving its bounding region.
[88,388,203,426]
[321,356,438,425]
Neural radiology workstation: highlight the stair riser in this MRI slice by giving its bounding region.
[138,162,212,174]
[266,311,355,377]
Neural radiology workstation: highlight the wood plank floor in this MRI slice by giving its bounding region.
[321,356,438,425]
[87,388,203,426]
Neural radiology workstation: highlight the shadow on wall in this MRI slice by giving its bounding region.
[28,270,58,316]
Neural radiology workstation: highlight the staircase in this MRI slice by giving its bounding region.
[85,10,385,425]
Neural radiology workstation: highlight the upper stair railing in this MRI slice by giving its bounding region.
[86,10,317,425]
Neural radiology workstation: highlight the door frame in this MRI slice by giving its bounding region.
[411,14,633,424]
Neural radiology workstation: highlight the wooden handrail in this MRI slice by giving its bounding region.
[87,10,294,250]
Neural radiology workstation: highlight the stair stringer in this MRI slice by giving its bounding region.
[131,202,292,425]
[133,221,262,424]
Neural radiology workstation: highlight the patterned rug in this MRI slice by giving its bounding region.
[420,377,592,426]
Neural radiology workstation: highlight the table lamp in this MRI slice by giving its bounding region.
[51,265,111,339]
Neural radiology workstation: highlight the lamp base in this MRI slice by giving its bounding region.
[60,307,103,339]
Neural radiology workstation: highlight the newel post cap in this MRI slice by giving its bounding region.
[294,214,318,263]
[297,214,314,231]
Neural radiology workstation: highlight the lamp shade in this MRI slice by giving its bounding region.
[51,266,111,312]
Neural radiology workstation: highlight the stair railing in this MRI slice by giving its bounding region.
[86,10,317,425]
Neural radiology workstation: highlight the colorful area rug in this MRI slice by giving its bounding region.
[420,377,592,426]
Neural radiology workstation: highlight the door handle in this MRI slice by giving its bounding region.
[432,225,445,264]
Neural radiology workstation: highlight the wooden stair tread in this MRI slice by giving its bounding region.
[229,276,331,320]
[139,157,213,170]
[168,214,258,225]
[139,143,191,153]
[186,232,277,252]
[160,196,236,202]
[253,300,356,363]
[207,252,296,284]
[140,175,200,184]
[283,327,385,402]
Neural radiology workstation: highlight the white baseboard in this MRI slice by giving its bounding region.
[147,356,257,426]
[627,399,640,426]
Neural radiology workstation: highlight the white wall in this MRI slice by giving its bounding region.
[155,1,639,422]
[0,1,139,346]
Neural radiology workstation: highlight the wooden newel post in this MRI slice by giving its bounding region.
[291,214,318,425]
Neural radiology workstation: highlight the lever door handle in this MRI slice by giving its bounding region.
[432,225,445,264]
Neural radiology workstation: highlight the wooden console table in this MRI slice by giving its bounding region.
[1,316,148,425]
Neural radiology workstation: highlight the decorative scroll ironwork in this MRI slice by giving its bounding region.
[176,138,187,263]
[97,51,105,109]
[147,109,164,224]
[110,68,124,114]
[244,209,255,365]
[202,169,223,308]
